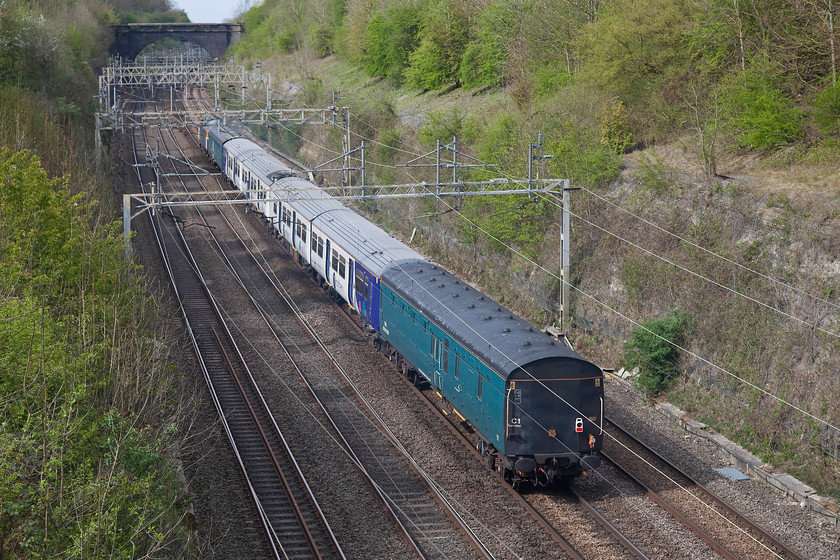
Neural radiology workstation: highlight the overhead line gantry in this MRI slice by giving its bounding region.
[108,54,577,325]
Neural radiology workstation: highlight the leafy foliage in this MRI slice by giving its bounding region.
[622,310,694,396]
[0,148,186,558]
[459,0,532,89]
[419,108,477,146]
[543,121,623,189]
[814,81,840,136]
[577,0,698,119]
[717,69,804,150]
[403,0,471,89]
[359,5,423,83]
[0,3,199,556]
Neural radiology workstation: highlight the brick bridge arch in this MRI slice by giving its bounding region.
[110,23,243,61]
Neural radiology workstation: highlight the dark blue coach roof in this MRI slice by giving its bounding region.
[203,119,239,145]
[380,259,587,378]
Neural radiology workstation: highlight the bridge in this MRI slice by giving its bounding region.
[110,23,243,61]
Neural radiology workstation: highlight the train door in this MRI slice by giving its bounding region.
[354,264,373,326]
[329,246,349,302]
[348,259,355,305]
[431,336,444,390]
[324,239,331,285]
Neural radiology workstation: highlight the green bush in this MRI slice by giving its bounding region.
[531,67,574,101]
[621,310,694,396]
[419,108,477,146]
[458,0,522,89]
[277,28,300,53]
[311,23,335,58]
[403,0,471,90]
[460,194,548,259]
[0,148,188,557]
[543,121,623,189]
[360,5,423,83]
[718,69,804,150]
[814,81,840,136]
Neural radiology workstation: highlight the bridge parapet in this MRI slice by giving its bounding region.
[110,23,243,61]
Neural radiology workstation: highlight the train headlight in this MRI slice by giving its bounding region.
[575,418,583,433]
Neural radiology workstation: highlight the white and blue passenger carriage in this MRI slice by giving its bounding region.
[196,119,604,487]
[224,138,296,220]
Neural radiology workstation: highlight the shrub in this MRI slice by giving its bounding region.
[718,69,804,150]
[360,5,423,83]
[458,0,523,89]
[599,97,633,153]
[814,81,840,136]
[419,108,476,146]
[622,310,694,396]
[403,0,471,90]
[531,67,574,101]
[543,121,623,189]
[311,23,335,58]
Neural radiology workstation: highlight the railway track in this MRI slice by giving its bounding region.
[602,416,807,560]
[125,91,345,559]
[405,366,651,560]
[115,66,823,560]
[184,83,643,560]
[128,83,498,559]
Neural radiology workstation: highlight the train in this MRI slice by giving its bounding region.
[196,119,604,488]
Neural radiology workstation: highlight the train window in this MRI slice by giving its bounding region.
[331,249,338,272]
[273,202,278,217]
[338,256,346,278]
[298,220,307,243]
[355,268,365,298]
[442,339,450,374]
[477,374,483,400]
[317,236,324,257]
[432,337,442,367]
[454,355,460,379]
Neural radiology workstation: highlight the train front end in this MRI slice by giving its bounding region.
[504,356,604,486]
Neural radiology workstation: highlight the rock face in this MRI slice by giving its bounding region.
[821,425,840,461]
[353,156,840,496]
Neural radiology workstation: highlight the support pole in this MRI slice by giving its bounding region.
[342,107,351,190]
[214,74,219,111]
[451,136,457,184]
[561,179,571,328]
[436,138,441,188]
[94,113,102,166]
[123,194,132,259]
[361,141,366,190]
